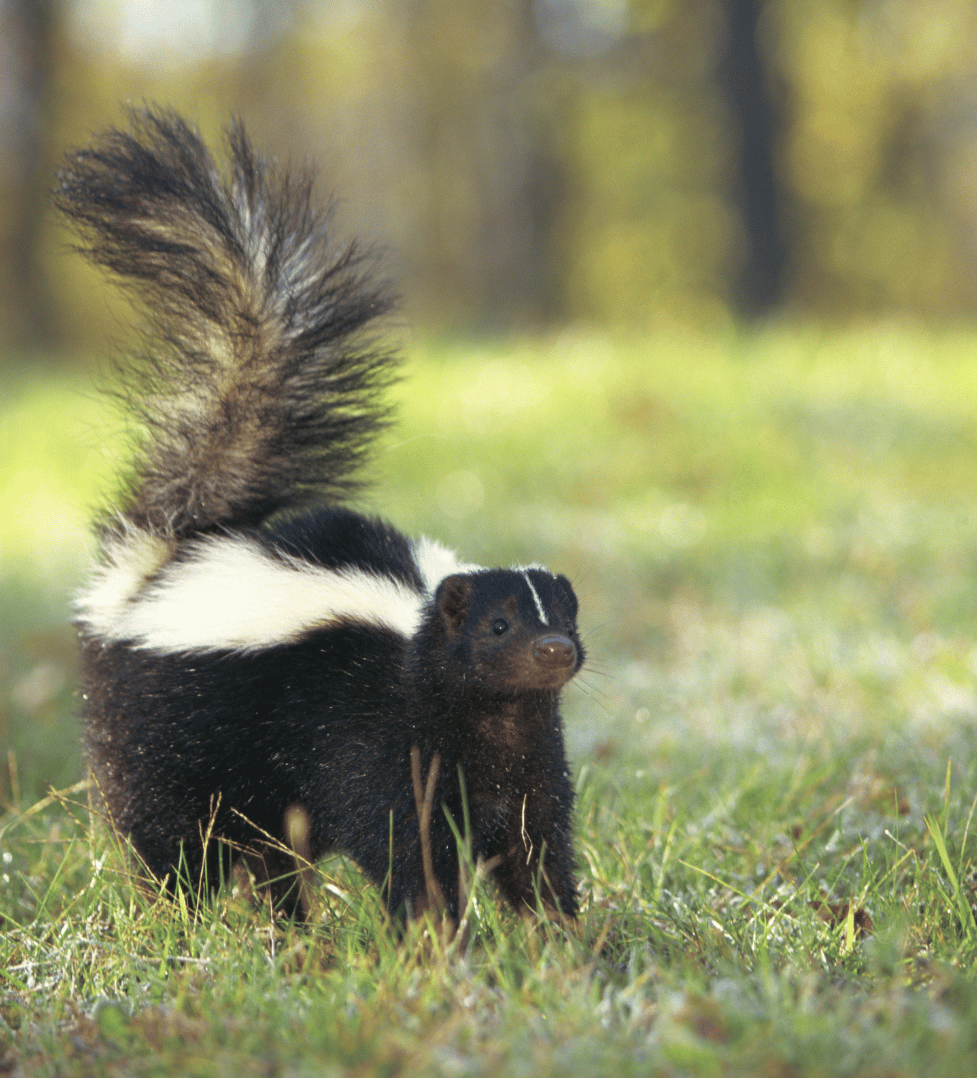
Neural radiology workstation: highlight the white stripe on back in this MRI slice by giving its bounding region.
[77,531,425,653]
[411,536,483,594]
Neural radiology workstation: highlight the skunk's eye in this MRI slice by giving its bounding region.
[492,619,509,636]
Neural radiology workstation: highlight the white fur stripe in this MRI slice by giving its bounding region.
[520,571,549,625]
[77,532,425,653]
[77,526,175,630]
[411,536,483,594]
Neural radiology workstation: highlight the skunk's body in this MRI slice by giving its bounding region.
[60,108,583,920]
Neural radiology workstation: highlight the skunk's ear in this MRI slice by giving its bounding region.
[436,574,471,632]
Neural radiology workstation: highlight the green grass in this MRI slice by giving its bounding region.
[6,324,977,1074]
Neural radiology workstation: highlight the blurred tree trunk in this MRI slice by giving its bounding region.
[717,0,788,316]
[0,0,58,348]
[225,0,297,117]
[402,0,566,330]
[481,0,567,326]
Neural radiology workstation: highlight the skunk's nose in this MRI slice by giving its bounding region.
[533,635,577,670]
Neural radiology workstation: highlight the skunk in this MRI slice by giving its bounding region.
[58,107,584,922]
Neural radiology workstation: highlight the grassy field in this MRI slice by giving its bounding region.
[5,325,977,1075]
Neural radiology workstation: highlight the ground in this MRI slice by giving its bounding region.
[4,325,977,1075]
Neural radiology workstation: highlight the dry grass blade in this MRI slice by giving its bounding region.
[410,746,446,919]
[0,777,93,840]
[284,804,316,920]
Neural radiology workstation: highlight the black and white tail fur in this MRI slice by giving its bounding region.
[59,107,583,922]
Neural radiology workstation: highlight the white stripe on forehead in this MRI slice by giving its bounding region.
[520,570,548,625]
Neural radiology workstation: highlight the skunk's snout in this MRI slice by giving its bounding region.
[533,635,577,671]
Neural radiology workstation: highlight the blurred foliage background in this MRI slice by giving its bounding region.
[3,0,977,349]
[5,0,977,798]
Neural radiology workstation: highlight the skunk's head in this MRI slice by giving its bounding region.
[432,567,583,693]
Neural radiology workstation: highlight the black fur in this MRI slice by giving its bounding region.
[61,107,583,922]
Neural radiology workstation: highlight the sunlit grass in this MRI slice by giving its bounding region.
[5,324,977,1074]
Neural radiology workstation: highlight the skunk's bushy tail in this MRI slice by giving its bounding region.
[57,106,396,539]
